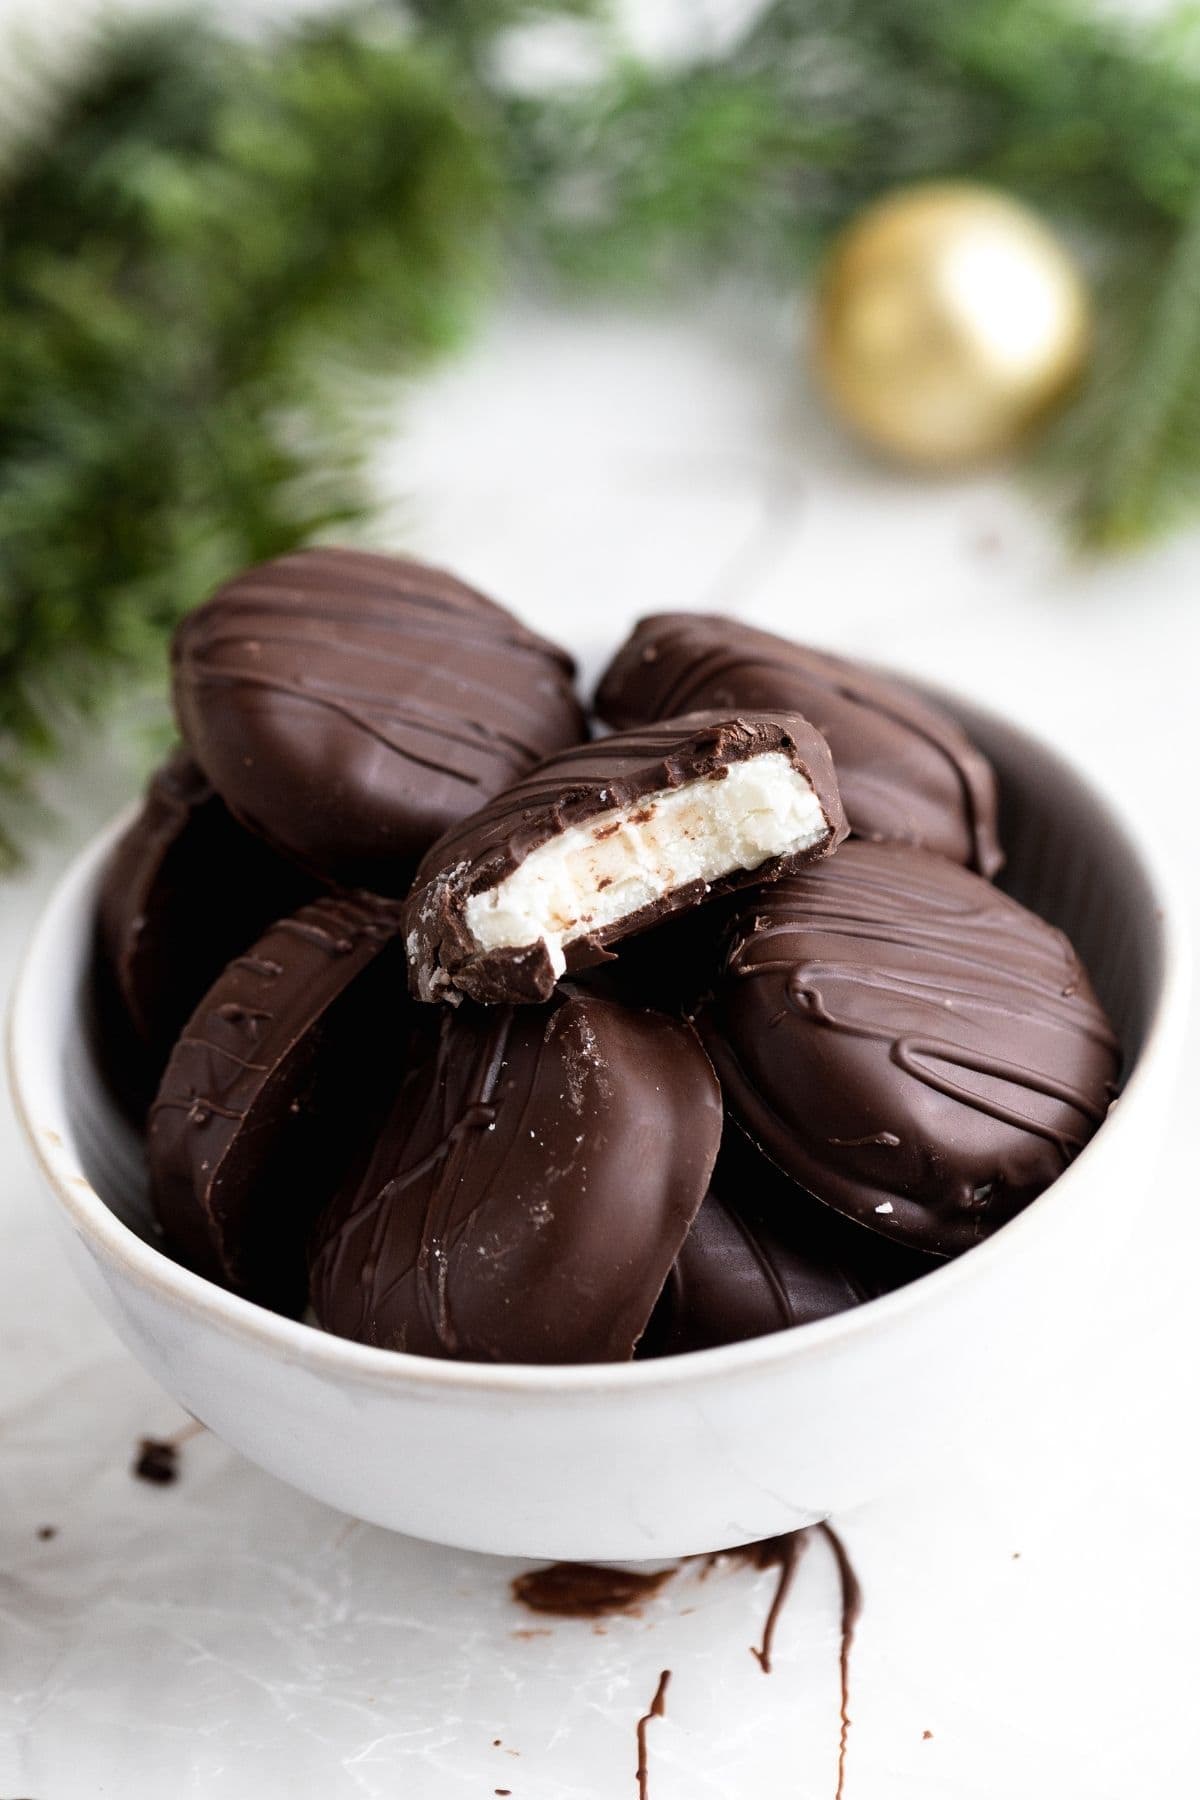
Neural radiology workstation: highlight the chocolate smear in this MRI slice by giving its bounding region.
[510,1562,676,1619]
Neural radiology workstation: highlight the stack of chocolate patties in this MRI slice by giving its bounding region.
[96,552,1121,1362]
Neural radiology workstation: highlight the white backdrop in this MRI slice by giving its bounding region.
[1,7,1198,1798]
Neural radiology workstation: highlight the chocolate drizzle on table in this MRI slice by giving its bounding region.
[172,547,585,892]
[596,611,1003,875]
[405,710,847,1006]
[511,1522,863,1799]
[702,839,1120,1253]
[819,1522,863,1800]
[636,1669,672,1800]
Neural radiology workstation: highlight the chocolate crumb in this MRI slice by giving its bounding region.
[923,1729,934,1740]
[36,1525,57,1541]
[133,1437,179,1485]
[495,1791,512,1796]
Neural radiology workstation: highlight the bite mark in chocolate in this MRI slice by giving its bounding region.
[596,612,1003,875]
[406,713,847,1007]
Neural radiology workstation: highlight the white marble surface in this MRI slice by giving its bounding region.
[2,289,1199,1800]
[4,17,1200,1787]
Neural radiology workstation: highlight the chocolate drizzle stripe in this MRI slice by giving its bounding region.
[636,1669,671,1800]
[183,664,494,782]
[737,902,1114,1042]
[156,1038,270,1075]
[816,1523,862,1800]
[188,644,554,761]
[192,615,570,708]
[727,1207,796,1337]
[416,1013,515,1351]
[750,1531,810,1674]
[197,579,571,660]
[782,983,1107,1144]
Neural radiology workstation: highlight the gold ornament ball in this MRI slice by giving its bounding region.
[812,183,1091,468]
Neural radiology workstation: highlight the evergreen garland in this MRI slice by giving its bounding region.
[2,0,1199,863]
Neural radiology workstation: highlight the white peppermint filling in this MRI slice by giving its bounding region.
[464,752,827,975]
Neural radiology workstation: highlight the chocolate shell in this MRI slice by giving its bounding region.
[96,750,316,1094]
[309,990,723,1363]
[405,711,848,1007]
[701,841,1120,1255]
[147,891,407,1313]
[641,1134,932,1355]
[172,548,586,892]
[595,613,1002,876]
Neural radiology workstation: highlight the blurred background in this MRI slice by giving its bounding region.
[1,3,1198,1797]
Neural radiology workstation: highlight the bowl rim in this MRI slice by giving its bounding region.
[7,684,1192,1399]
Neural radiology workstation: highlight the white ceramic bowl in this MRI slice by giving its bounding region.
[7,687,1190,1560]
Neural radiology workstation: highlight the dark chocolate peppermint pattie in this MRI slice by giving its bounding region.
[405,711,848,1007]
[701,841,1120,1255]
[642,1191,880,1355]
[310,990,722,1363]
[148,891,408,1313]
[640,1136,932,1356]
[172,548,585,892]
[97,750,317,1074]
[596,613,1002,876]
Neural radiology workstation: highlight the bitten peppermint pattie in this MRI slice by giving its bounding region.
[404,711,848,1007]
[147,892,407,1314]
[172,547,586,893]
[700,841,1120,1256]
[596,612,1003,876]
[310,989,722,1364]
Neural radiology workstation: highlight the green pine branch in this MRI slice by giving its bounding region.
[5,0,1200,864]
[0,15,498,869]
